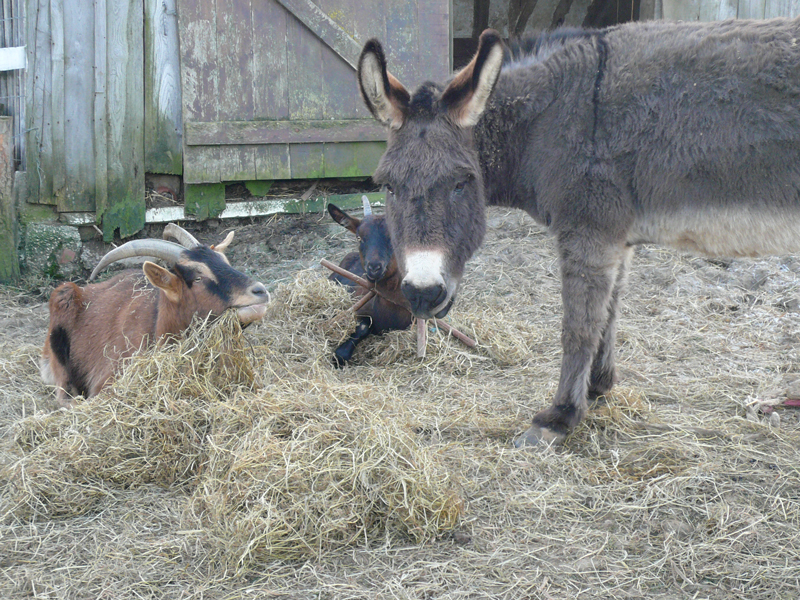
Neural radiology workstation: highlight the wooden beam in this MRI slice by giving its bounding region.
[0,116,18,282]
[273,0,362,70]
[185,119,387,146]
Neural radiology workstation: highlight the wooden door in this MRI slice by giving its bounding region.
[177,0,450,213]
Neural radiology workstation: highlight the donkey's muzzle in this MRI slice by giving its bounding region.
[401,280,448,319]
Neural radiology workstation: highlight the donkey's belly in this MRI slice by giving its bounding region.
[628,208,800,258]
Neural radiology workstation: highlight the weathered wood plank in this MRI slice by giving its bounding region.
[183,145,222,183]
[217,145,257,181]
[0,116,18,282]
[61,0,96,212]
[144,0,182,174]
[26,0,54,203]
[177,0,219,122]
[100,0,145,240]
[764,0,800,17]
[49,0,66,203]
[94,0,108,223]
[254,144,291,180]
[289,143,325,179]
[185,119,388,145]
[318,0,358,119]
[216,0,254,121]
[384,0,420,85]
[287,9,324,120]
[322,141,385,178]
[273,0,362,69]
[417,0,452,78]
[737,0,767,19]
[251,0,289,120]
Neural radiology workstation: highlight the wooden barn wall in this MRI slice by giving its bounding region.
[25,0,181,241]
[178,0,451,188]
[661,0,799,20]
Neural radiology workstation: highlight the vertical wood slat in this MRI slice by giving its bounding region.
[101,0,144,239]
[26,0,51,203]
[94,0,108,221]
[216,0,254,121]
[49,0,65,202]
[251,0,288,120]
[144,0,182,174]
[286,8,324,120]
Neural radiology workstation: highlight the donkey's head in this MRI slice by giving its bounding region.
[358,30,505,318]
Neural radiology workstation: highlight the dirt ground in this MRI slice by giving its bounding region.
[1,206,799,599]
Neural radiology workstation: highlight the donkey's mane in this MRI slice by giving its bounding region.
[502,27,598,71]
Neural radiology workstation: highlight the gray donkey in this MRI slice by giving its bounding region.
[356,18,800,447]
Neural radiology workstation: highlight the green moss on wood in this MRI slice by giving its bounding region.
[185,184,226,220]
[244,180,274,197]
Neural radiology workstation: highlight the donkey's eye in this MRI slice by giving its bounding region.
[453,180,468,195]
[384,184,394,195]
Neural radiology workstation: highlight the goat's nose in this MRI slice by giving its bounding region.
[365,263,384,281]
[250,282,270,302]
[401,280,447,318]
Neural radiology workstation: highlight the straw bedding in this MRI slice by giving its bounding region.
[0,207,799,598]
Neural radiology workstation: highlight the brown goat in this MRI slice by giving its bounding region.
[328,197,412,366]
[40,224,269,406]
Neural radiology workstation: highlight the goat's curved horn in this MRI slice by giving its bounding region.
[162,223,200,248]
[90,240,186,281]
[362,195,372,216]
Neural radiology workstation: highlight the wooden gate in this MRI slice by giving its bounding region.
[177,0,451,218]
[25,0,182,241]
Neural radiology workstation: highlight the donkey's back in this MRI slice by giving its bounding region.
[598,17,800,258]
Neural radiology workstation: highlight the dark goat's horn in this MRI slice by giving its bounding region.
[162,223,200,248]
[362,195,372,217]
[90,240,186,281]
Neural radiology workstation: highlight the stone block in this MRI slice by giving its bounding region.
[23,222,83,280]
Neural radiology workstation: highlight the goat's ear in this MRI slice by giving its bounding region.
[358,39,410,130]
[143,261,182,304]
[211,230,234,254]
[327,203,361,234]
[441,29,504,127]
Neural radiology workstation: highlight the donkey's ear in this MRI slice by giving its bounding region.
[441,29,504,127]
[358,39,410,130]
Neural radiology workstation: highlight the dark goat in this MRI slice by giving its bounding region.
[41,224,270,406]
[328,197,412,366]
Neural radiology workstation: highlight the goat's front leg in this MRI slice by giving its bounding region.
[333,317,373,368]
[515,238,625,447]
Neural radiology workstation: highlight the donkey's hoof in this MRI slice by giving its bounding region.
[513,424,566,449]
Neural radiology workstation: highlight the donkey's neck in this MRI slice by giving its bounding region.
[473,69,555,219]
[474,29,601,223]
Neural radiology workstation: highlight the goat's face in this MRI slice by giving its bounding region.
[143,245,269,326]
[328,204,396,283]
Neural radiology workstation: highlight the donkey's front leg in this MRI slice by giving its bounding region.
[515,240,624,447]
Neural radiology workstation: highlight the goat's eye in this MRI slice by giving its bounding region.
[194,276,203,283]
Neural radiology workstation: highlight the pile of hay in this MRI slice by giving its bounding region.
[2,278,463,566]
[1,209,799,598]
